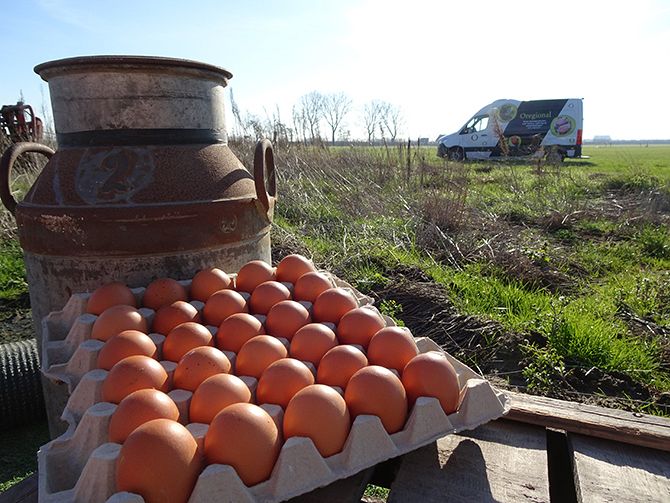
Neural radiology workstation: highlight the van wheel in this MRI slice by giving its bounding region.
[546,150,564,165]
[448,147,464,161]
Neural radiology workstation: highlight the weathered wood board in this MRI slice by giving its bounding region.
[0,474,37,503]
[388,420,549,502]
[571,433,670,503]
[506,391,670,452]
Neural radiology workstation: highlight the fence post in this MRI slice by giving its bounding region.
[406,138,411,183]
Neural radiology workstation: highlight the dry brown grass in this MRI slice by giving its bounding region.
[0,134,53,239]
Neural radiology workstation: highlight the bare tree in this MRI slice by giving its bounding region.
[268,105,292,146]
[296,91,325,142]
[379,102,403,142]
[245,113,266,140]
[322,93,352,145]
[362,100,385,143]
[291,105,308,145]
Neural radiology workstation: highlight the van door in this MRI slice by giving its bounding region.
[459,114,492,159]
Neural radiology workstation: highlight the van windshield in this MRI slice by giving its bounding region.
[461,115,489,134]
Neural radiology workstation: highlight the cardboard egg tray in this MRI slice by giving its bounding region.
[38,273,508,503]
[41,274,370,393]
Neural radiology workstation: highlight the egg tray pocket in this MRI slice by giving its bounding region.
[38,336,508,503]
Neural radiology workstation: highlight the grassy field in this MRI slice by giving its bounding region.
[0,142,668,493]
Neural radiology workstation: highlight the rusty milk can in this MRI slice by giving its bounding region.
[0,56,277,436]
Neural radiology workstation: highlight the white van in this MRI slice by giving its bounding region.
[436,99,583,162]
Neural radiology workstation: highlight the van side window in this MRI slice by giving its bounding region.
[460,115,489,134]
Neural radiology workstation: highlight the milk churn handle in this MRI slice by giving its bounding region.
[1,142,55,215]
[253,139,277,214]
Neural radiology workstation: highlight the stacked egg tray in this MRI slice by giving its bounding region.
[39,274,509,503]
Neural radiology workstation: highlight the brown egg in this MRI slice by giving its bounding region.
[235,260,275,293]
[190,267,232,302]
[402,352,461,415]
[91,305,148,342]
[276,254,316,284]
[313,288,358,324]
[96,330,157,371]
[87,282,136,315]
[265,300,311,340]
[142,278,188,311]
[102,355,170,404]
[162,322,213,362]
[152,301,201,335]
[337,307,386,349]
[367,326,419,373]
[284,384,350,457]
[173,346,231,392]
[293,272,332,303]
[108,389,179,443]
[117,418,203,503]
[344,365,407,434]
[290,323,338,365]
[249,281,292,315]
[317,345,368,389]
[205,403,281,486]
[257,358,315,409]
[235,335,287,379]
[189,374,251,424]
[203,289,248,326]
[216,313,265,353]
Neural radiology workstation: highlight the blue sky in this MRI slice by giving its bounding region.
[2,0,669,140]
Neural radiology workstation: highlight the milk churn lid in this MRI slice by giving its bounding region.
[34,55,233,81]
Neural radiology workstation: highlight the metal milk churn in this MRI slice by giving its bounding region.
[0,56,277,436]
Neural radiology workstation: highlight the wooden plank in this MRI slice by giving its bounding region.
[0,474,38,503]
[570,433,670,503]
[505,390,670,452]
[388,420,549,502]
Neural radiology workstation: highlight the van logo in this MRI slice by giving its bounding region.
[497,104,518,122]
[519,111,553,120]
[551,116,576,136]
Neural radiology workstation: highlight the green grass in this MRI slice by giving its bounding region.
[364,484,390,500]
[584,144,670,181]
[0,240,27,302]
[0,421,49,493]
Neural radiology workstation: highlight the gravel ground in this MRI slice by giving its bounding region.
[0,307,34,344]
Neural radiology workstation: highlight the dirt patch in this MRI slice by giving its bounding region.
[0,291,33,344]
[593,189,670,227]
[0,304,34,344]
[487,249,576,294]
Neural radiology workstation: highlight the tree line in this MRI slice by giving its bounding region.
[229,90,403,145]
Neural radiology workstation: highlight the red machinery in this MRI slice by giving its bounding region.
[0,101,43,142]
